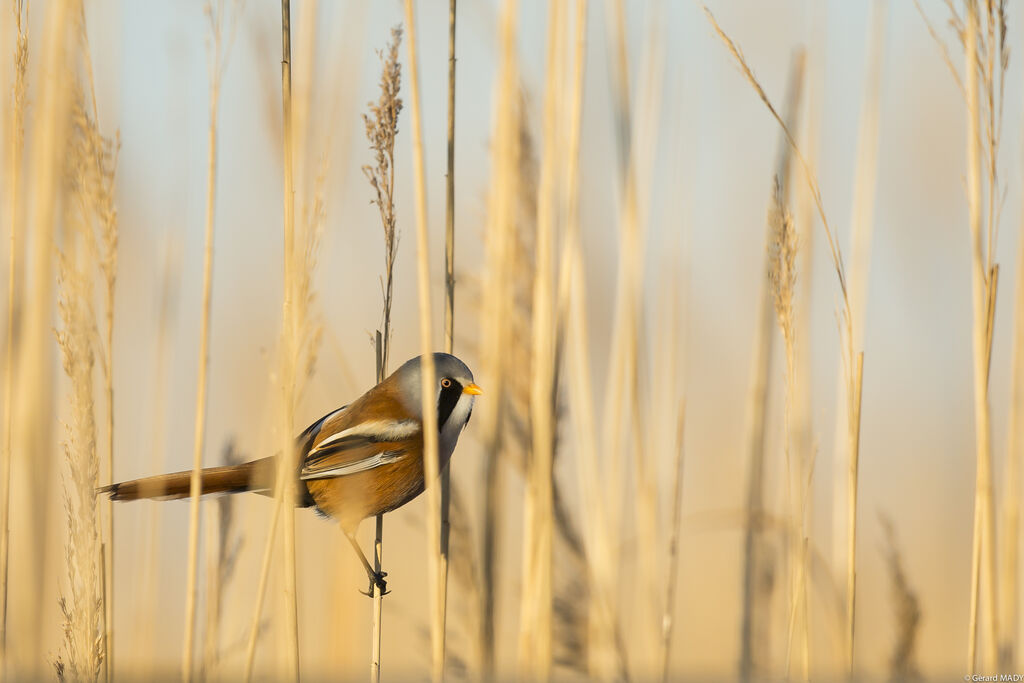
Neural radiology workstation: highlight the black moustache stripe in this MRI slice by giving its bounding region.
[437,380,463,429]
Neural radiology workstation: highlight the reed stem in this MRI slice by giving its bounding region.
[401,2,444,679]
[438,0,457,671]
[0,0,27,668]
[182,20,223,683]
[277,1,302,678]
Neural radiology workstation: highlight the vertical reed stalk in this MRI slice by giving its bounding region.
[603,7,665,675]
[276,1,302,679]
[660,406,686,683]
[1002,156,1024,671]
[401,2,443,679]
[78,14,120,673]
[738,54,804,681]
[362,25,403,680]
[137,242,179,681]
[0,0,27,668]
[768,176,802,681]
[846,351,864,677]
[827,10,885,675]
[964,2,999,672]
[477,0,519,670]
[183,1,237,678]
[371,513,383,681]
[55,231,103,683]
[518,2,562,678]
[703,9,861,677]
[439,2,456,669]
[242,495,282,682]
[372,340,384,681]
[15,0,73,669]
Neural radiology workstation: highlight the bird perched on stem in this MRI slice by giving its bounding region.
[100,353,481,594]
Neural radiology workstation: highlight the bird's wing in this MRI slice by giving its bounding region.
[300,418,421,480]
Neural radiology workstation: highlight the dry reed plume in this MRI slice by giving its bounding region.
[362,24,403,682]
[739,53,803,681]
[915,0,1009,672]
[704,7,865,678]
[54,73,120,680]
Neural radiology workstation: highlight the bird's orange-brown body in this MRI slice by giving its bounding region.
[101,353,480,592]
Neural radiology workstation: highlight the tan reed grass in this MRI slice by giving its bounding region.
[55,231,104,683]
[14,0,74,670]
[400,2,444,679]
[767,176,805,681]
[516,1,563,678]
[439,1,456,670]
[55,54,120,673]
[600,4,666,677]
[820,7,885,678]
[912,11,1009,668]
[660,404,686,683]
[475,0,520,671]
[135,239,181,681]
[275,0,302,678]
[243,10,327,678]
[0,0,28,668]
[739,52,804,682]
[703,9,865,678]
[964,3,1000,672]
[75,10,121,672]
[361,24,404,681]
[1003,140,1024,672]
[182,1,240,679]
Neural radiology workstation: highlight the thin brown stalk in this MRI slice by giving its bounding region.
[439,0,457,670]
[0,0,28,668]
[372,337,384,680]
[401,2,443,679]
[362,25,404,681]
[183,2,240,678]
[964,3,999,673]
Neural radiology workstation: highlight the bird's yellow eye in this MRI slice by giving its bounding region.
[441,378,452,388]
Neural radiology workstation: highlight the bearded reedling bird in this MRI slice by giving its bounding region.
[100,353,481,593]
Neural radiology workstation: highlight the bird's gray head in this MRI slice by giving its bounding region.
[392,353,481,432]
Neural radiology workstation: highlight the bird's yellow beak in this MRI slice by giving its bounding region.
[463,383,483,396]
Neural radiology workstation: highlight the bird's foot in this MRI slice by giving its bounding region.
[360,570,389,598]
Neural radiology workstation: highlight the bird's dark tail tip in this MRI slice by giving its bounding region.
[96,482,121,500]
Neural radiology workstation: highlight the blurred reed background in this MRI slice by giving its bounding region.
[1,0,1023,681]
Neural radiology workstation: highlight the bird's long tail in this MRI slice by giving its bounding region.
[99,456,277,502]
